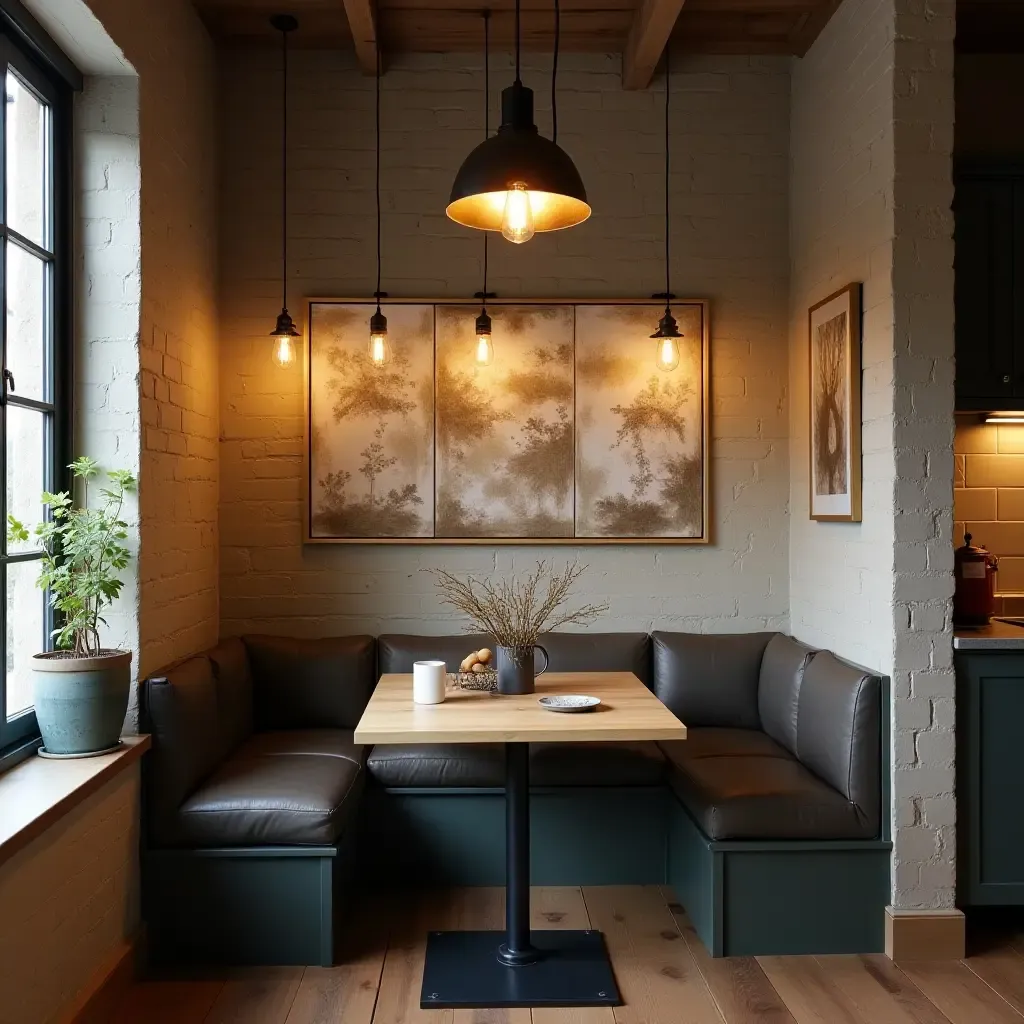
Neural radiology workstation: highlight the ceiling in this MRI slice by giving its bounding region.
[193,0,1024,89]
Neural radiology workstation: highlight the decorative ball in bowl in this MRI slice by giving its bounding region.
[449,648,498,691]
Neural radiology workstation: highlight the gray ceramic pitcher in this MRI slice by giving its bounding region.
[496,644,549,695]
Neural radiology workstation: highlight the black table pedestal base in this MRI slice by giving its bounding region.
[420,930,621,1009]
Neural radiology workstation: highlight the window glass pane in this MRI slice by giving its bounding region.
[6,71,48,248]
[6,559,44,718]
[6,405,46,552]
[6,242,47,402]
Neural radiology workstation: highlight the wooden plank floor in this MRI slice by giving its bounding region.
[108,887,1024,1024]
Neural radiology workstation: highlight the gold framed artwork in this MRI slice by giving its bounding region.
[305,298,710,544]
[808,283,862,522]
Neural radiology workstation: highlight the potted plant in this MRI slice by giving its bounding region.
[7,457,136,757]
[429,560,608,695]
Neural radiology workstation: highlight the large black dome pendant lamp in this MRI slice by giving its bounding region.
[651,42,681,373]
[269,14,299,368]
[446,0,590,242]
[367,13,391,367]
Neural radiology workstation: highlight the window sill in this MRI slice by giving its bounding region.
[0,734,150,869]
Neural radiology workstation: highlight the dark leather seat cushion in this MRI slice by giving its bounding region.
[660,727,792,762]
[663,728,873,841]
[174,729,364,847]
[366,741,665,787]
[367,743,504,787]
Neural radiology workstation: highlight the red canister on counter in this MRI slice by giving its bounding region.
[953,533,998,627]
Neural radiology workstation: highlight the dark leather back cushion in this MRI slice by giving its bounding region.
[141,655,225,845]
[539,632,652,686]
[651,631,777,728]
[243,635,376,730]
[208,636,254,756]
[378,632,651,682]
[378,634,491,675]
[758,634,816,755]
[796,651,880,832]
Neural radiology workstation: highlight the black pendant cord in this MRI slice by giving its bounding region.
[663,42,671,317]
[515,0,521,84]
[551,0,559,144]
[482,10,490,314]
[375,12,382,313]
[281,23,289,313]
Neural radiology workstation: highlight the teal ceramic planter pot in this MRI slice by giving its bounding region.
[32,650,131,755]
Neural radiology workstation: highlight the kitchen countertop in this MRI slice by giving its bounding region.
[954,619,1024,650]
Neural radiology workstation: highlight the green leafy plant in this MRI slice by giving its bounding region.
[6,457,136,657]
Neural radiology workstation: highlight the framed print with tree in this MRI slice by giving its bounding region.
[808,283,861,522]
[306,298,709,543]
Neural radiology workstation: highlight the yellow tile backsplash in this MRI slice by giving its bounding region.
[955,419,1024,596]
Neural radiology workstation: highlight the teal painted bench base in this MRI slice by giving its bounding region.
[143,788,891,964]
[668,799,892,956]
[360,786,670,886]
[144,835,356,966]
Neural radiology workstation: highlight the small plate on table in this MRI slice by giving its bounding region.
[538,695,601,713]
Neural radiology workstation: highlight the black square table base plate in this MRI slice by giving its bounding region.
[420,929,621,1009]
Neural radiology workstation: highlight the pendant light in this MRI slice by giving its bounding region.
[368,17,390,366]
[652,42,681,372]
[474,12,494,365]
[270,14,299,368]
[447,0,589,241]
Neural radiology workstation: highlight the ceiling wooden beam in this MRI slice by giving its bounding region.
[342,0,379,73]
[622,0,687,90]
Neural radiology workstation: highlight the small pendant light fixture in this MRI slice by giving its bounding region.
[652,42,681,373]
[474,11,494,366]
[447,0,589,241]
[368,16,390,366]
[270,14,299,368]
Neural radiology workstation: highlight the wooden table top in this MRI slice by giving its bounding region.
[354,671,687,745]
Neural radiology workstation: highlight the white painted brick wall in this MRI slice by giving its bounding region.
[77,0,220,683]
[890,0,956,912]
[788,0,955,910]
[0,770,141,1024]
[219,48,792,637]
[76,73,142,691]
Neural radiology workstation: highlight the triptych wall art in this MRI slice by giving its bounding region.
[305,299,709,543]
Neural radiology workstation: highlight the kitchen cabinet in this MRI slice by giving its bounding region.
[954,168,1024,410]
[957,650,1024,905]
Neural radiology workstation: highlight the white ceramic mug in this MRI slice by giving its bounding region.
[413,660,446,705]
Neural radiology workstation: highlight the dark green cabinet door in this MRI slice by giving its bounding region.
[958,653,1024,905]
[954,176,1017,407]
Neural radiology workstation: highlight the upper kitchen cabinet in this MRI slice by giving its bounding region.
[955,168,1024,410]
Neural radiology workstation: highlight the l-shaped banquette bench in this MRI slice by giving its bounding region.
[140,631,890,966]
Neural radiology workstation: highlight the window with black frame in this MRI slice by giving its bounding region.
[0,33,71,757]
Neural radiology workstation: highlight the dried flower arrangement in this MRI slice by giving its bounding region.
[426,560,608,662]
